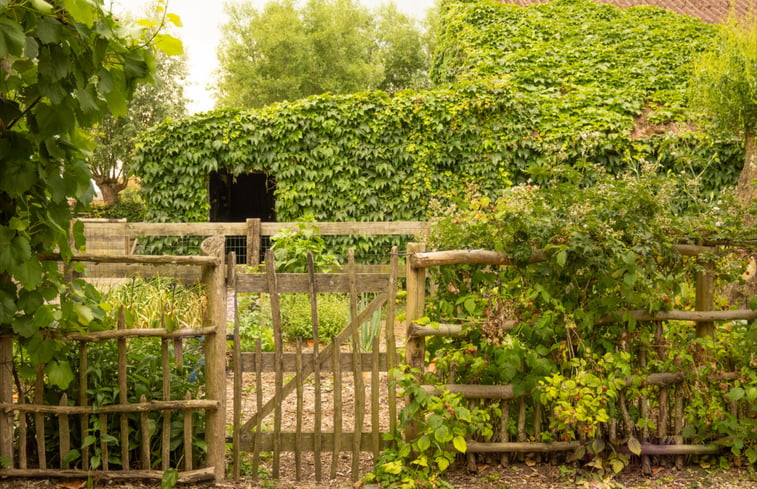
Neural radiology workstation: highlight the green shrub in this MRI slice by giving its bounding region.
[237,292,350,346]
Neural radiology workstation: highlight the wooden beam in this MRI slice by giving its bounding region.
[235,272,389,294]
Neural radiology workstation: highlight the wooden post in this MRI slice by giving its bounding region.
[246,218,261,267]
[230,251,242,481]
[695,261,715,337]
[201,235,227,481]
[0,336,13,468]
[405,242,426,441]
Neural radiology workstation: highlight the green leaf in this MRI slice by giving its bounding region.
[435,456,450,471]
[452,435,467,453]
[30,0,54,13]
[166,13,183,27]
[434,424,451,444]
[154,33,183,56]
[73,303,94,325]
[727,387,745,402]
[628,436,642,456]
[62,449,80,466]
[82,435,96,448]
[416,434,431,452]
[0,18,26,57]
[463,297,476,315]
[46,360,74,389]
[63,0,95,27]
[556,250,567,267]
[381,460,402,475]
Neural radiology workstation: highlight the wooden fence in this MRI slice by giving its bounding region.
[79,219,428,281]
[0,237,228,482]
[230,248,401,482]
[404,243,757,472]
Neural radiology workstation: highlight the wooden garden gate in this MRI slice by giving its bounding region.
[229,248,401,482]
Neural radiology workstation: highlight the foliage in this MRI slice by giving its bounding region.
[238,292,349,346]
[367,369,494,489]
[419,169,756,476]
[689,10,757,136]
[689,9,757,204]
[15,278,207,469]
[270,222,339,273]
[0,0,182,390]
[89,48,188,205]
[214,0,430,108]
[101,277,206,330]
[87,185,146,221]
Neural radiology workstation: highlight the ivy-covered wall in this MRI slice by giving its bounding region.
[133,0,742,225]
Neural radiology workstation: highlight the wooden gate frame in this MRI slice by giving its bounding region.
[230,248,400,482]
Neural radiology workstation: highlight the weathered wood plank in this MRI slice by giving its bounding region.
[0,467,215,482]
[235,273,389,294]
[241,432,390,452]
[1,400,219,415]
[307,253,323,482]
[266,249,284,480]
[348,251,364,482]
[239,351,396,372]
[201,236,227,482]
[422,384,517,400]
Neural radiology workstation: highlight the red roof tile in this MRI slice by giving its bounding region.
[494,0,753,23]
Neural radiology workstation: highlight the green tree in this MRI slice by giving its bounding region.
[90,51,188,205]
[0,0,173,388]
[690,11,757,207]
[215,0,430,108]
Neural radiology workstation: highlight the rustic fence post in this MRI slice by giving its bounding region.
[695,260,715,337]
[405,242,426,441]
[246,218,261,267]
[0,335,13,468]
[201,236,227,481]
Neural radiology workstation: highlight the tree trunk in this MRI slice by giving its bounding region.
[97,179,127,206]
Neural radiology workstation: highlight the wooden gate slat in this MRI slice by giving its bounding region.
[348,251,364,482]
[307,253,323,482]
[266,249,284,479]
[239,292,387,438]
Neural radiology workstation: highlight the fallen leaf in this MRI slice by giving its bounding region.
[652,466,665,475]
[56,481,85,489]
[525,456,537,467]
[476,464,490,473]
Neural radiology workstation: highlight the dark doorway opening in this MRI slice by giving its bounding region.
[208,169,276,264]
[209,169,276,223]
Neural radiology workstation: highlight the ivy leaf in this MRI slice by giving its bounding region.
[627,436,642,456]
[0,18,26,57]
[46,360,74,389]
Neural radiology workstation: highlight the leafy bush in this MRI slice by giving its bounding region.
[237,292,350,346]
[87,186,146,222]
[367,370,495,489]
[419,168,755,474]
[270,222,339,273]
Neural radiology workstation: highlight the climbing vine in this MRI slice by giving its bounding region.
[133,0,741,237]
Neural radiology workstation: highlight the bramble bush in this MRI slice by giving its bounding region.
[368,167,756,486]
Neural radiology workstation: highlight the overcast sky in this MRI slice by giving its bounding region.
[112,1,437,113]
